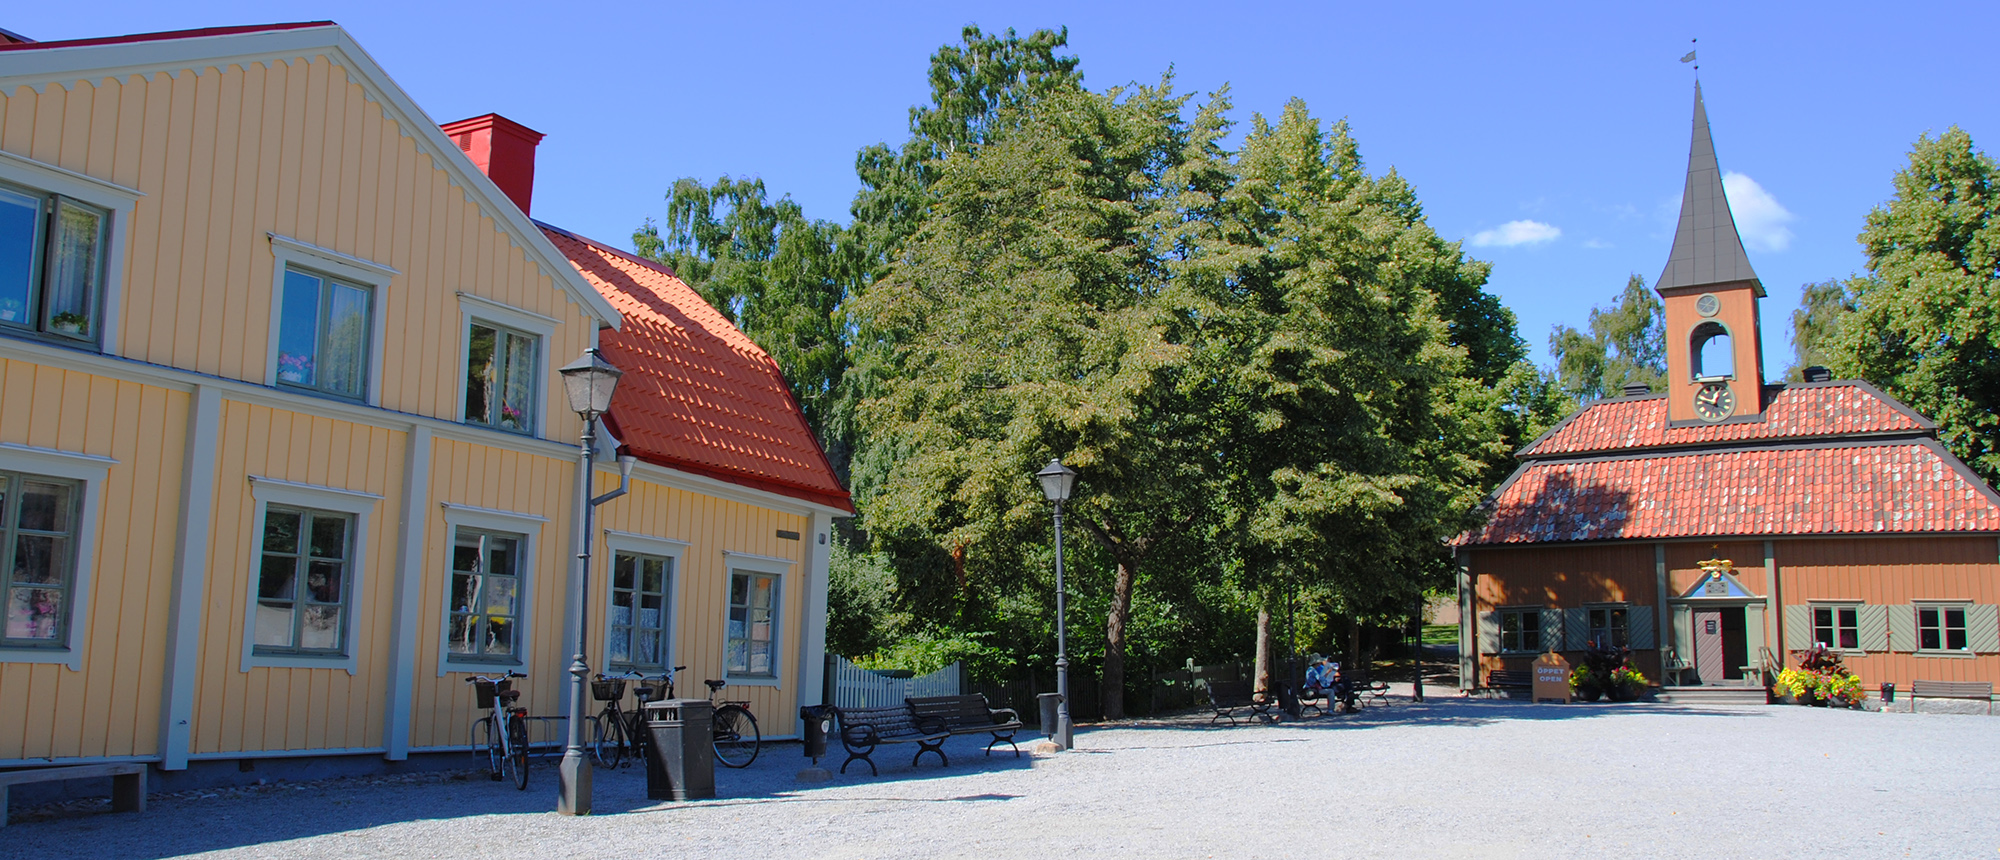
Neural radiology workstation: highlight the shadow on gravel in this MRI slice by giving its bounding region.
[1086,697,1769,736]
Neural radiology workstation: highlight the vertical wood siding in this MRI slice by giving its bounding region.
[189,403,403,755]
[1775,537,2000,688]
[0,361,186,760]
[1,59,597,438]
[1471,544,1662,680]
[1665,541,1768,596]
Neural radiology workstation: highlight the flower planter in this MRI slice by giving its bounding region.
[1575,686,1603,702]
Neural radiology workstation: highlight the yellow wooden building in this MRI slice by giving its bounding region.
[0,22,850,780]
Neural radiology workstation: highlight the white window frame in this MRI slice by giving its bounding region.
[1914,601,1973,656]
[1586,603,1630,649]
[456,292,557,439]
[437,502,546,676]
[241,476,381,674]
[265,234,394,407]
[0,150,141,355]
[1498,606,1543,654]
[721,550,792,686]
[0,443,114,670]
[602,530,688,674]
[1809,601,1862,653]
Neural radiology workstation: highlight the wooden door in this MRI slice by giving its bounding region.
[1693,610,1725,685]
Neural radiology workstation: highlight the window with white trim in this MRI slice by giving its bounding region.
[449,528,524,662]
[1812,604,1859,651]
[0,471,81,647]
[252,506,353,656]
[1917,604,1969,653]
[1587,604,1629,648]
[726,570,779,678]
[275,266,372,401]
[0,182,108,344]
[463,321,539,434]
[1499,607,1541,653]
[608,551,672,671]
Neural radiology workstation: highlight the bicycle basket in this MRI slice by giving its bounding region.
[472,678,512,710]
[590,678,626,701]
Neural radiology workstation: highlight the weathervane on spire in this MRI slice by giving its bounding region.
[1681,38,1698,75]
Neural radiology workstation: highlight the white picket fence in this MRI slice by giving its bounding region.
[827,656,961,708]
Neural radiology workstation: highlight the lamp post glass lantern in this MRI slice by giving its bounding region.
[1035,459,1077,750]
[556,348,632,816]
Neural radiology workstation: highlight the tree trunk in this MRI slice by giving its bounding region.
[1254,601,1273,694]
[1101,558,1137,720]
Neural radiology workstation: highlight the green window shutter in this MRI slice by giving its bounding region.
[1627,604,1656,649]
[1564,608,1589,649]
[1477,611,1501,655]
[1887,604,1916,652]
[1541,608,1564,651]
[1968,605,2000,654]
[1857,605,1888,652]
[1782,604,1810,652]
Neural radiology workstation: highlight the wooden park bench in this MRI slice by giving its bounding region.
[1909,680,1994,714]
[1346,666,1391,705]
[833,705,949,775]
[1205,680,1275,726]
[906,694,1024,757]
[0,762,146,827]
[1487,669,1531,690]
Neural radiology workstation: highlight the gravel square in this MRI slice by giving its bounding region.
[3,698,1995,859]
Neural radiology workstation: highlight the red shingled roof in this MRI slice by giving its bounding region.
[0,22,333,53]
[1520,382,1928,458]
[540,224,852,513]
[1460,442,2000,544]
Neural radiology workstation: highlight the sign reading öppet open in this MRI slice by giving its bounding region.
[1533,651,1572,703]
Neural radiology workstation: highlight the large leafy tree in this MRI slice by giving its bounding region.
[1815,128,2000,483]
[853,80,1227,719]
[1184,101,1514,666]
[1548,274,1666,401]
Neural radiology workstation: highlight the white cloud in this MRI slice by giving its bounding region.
[1470,220,1562,248]
[1721,172,1795,252]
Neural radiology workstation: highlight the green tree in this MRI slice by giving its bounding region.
[1787,278,1853,379]
[1821,127,2000,483]
[1549,274,1666,401]
[1186,100,1514,667]
[852,80,1227,718]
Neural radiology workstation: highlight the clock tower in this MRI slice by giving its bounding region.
[1657,83,1766,425]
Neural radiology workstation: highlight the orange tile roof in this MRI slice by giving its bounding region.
[1520,382,1928,457]
[539,224,852,513]
[1460,442,2000,544]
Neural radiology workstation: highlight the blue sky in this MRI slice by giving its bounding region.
[9,2,1995,374]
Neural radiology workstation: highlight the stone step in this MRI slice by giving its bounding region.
[1655,686,1770,706]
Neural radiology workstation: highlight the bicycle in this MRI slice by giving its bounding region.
[466,670,530,790]
[702,678,761,768]
[587,667,678,769]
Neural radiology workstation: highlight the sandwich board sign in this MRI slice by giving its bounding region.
[1533,651,1572,703]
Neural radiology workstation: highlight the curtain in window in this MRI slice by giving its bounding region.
[42,201,102,337]
[3,478,74,642]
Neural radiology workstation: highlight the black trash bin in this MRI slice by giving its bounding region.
[644,698,715,801]
[799,704,834,762]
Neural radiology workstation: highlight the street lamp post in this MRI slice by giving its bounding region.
[1035,458,1078,750]
[556,348,634,816]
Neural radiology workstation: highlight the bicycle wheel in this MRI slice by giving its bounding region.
[712,704,760,768]
[590,710,626,769]
[477,716,503,781]
[508,714,531,790]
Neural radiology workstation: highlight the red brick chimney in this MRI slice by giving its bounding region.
[440,113,544,216]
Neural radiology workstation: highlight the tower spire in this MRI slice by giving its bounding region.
[1656,82,1761,295]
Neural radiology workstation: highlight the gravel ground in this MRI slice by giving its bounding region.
[4,697,1996,860]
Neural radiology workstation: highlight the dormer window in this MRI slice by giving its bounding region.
[1690,321,1733,381]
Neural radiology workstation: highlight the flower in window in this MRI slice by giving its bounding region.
[500,404,525,429]
[278,352,314,384]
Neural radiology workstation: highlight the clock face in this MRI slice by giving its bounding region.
[1696,293,1721,317]
[1694,381,1735,422]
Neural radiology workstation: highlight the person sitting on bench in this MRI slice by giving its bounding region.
[1305,658,1359,714]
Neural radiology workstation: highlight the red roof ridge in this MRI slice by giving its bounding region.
[0,22,336,53]
[1518,380,1932,459]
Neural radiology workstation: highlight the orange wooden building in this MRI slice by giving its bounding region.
[1454,85,2000,705]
